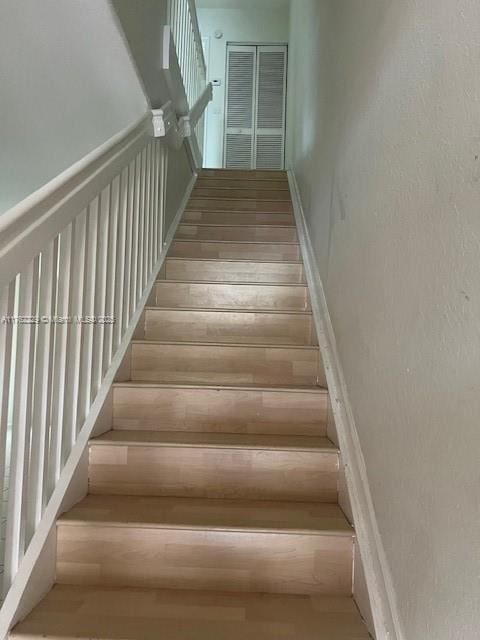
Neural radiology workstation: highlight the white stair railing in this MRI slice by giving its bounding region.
[0,1,212,618]
[0,117,169,597]
[168,0,208,157]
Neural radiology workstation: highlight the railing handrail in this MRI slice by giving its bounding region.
[0,115,152,293]
[0,114,151,237]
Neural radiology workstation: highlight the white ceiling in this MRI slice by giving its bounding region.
[196,0,289,9]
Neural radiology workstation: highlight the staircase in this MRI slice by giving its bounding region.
[10,170,370,639]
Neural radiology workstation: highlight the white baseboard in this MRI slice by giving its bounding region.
[287,170,404,640]
[0,167,197,640]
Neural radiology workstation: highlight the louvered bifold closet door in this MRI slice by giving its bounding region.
[224,45,256,169]
[254,46,287,170]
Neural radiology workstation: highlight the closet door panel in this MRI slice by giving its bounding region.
[224,46,256,169]
[254,46,287,170]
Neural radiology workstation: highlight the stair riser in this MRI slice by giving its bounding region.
[175,224,297,242]
[144,309,315,345]
[89,445,338,502]
[183,210,295,226]
[131,343,320,386]
[112,386,327,436]
[10,586,370,640]
[192,188,291,201]
[56,525,353,595]
[169,240,300,262]
[154,282,310,311]
[200,169,287,180]
[165,259,305,283]
[196,178,290,190]
[188,198,293,213]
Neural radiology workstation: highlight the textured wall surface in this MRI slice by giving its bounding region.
[0,0,148,214]
[288,1,480,638]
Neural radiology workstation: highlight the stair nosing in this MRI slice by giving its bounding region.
[184,214,296,219]
[58,497,353,538]
[172,238,299,246]
[189,194,291,200]
[194,186,291,192]
[178,223,296,230]
[57,519,353,538]
[131,339,318,351]
[112,381,327,394]
[144,306,312,316]
[186,210,294,216]
[156,279,308,288]
[90,431,336,454]
[166,257,303,264]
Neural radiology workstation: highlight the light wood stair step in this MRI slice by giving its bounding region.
[88,431,338,502]
[165,258,305,283]
[199,168,288,180]
[130,340,320,386]
[197,175,291,189]
[59,494,350,534]
[192,187,292,201]
[143,307,316,345]
[169,239,300,261]
[94,430,335,451]
[187,198,293,213]
[10,584,371,640]
[112,382,328,436]
[183,210,295,225]
[175,223,297,242]
[56,495,353,595]
[154,281,310,311]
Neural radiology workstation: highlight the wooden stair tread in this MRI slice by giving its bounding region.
[59,494,352,536]
[92,430,335,452]
[169,240,300,262]
[132,339,318,350]
[173,238,299,245]
[189,197,292,204]
[157,279,307,287]
[165,258,305,285]
[199,169,287,178]
[145,305,311,316]
[197,180,290,188]
[184,209,295,223]
[188,195,290,202]
[178,223,295,229]
[10,585,370,640]
[166,256,303,264]
[113,380,326,392]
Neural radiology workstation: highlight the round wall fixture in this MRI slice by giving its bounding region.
[214,29,223,39]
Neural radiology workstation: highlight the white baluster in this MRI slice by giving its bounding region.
[104,175,120,372]
[92,186,110,394]
[26,240,58,543]
[47,225,73,499]
[4,257,40,590]
[114,167,129,349]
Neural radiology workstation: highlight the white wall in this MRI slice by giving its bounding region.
[0,0,148,215]
[288,1,480,639]
[112,0,171,110]
[197,1,289,167]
